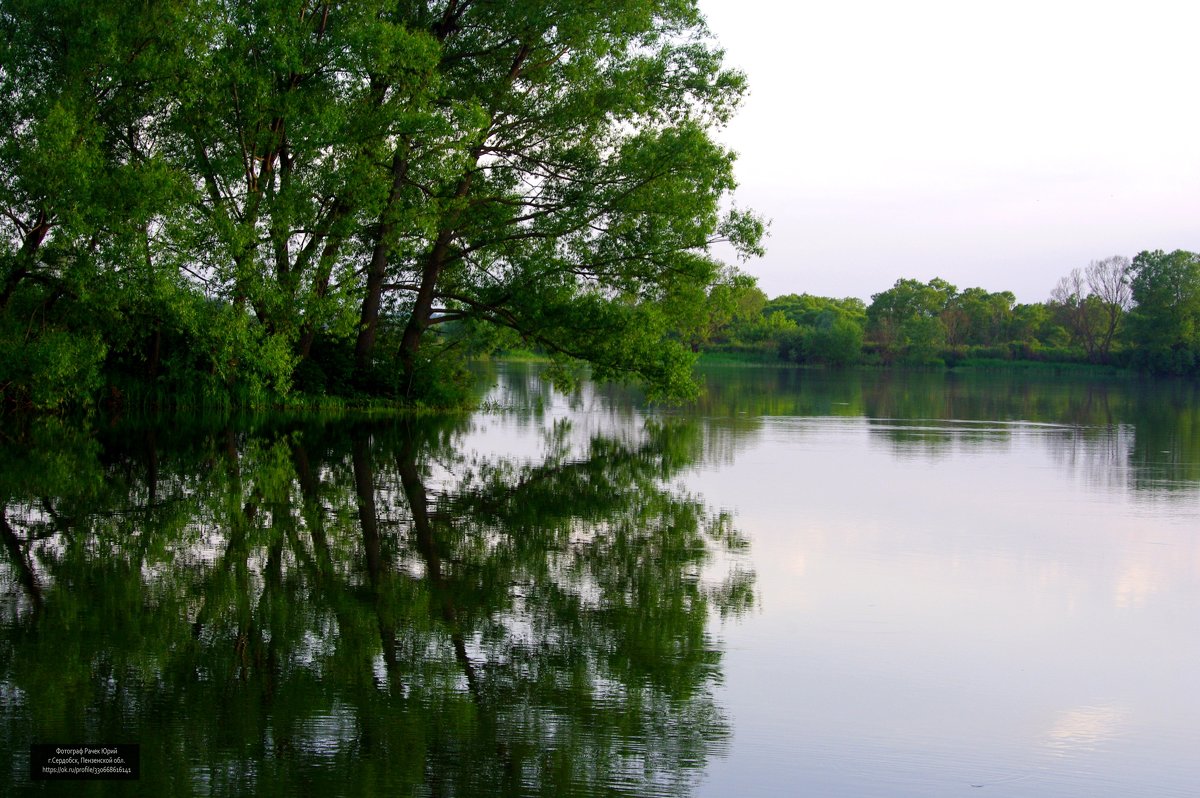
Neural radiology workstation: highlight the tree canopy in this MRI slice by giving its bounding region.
[0,0,763,409]
[1125,249,1200,374]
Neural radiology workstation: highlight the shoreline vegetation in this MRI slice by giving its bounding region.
[5,248,1197,414]
[3,266,1194,416]
[694,350,1134,377]
[3,5,1198,415]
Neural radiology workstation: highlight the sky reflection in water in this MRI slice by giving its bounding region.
[682,368,1200,798]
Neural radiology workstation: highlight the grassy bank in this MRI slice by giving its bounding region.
[692,347,1142,379]
[695,349,782,366]
[948,357,1134,378]
[488,348,554,362]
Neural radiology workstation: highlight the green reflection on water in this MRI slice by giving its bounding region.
[1,413,750,797]
[3,365,1198,797]
[690,366,1200,491]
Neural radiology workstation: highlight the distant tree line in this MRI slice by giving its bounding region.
[699,250,1200,376]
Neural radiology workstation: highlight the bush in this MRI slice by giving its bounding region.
[777,313,863,366]
[0,316,107,410]
[1131,346,1199,376]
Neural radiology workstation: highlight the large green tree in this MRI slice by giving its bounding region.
[0,0,761,408]
[350,0,762,399]
[769,294,866,366]
[163,0,442,386]
[0,0,192,406]
[866,277,955,362]
[940,287,1015,347]
[1125,249,1200,374]
[687,270,769,349]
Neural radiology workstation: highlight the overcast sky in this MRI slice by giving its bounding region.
[697,0,1200,303]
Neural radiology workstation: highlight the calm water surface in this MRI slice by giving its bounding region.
[686,369,1199,798]
[1,364,1197,796]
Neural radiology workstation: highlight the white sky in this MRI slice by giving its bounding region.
[698,0,1200,303]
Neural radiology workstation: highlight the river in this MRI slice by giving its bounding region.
[2,363,1197,796]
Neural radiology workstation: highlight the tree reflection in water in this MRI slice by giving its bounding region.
[692,364,1200,494]
[0,415,753,797]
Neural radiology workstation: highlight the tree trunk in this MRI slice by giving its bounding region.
[397,230,455,391]
[0,211,51,309]
[297,235,344,362]
[354,150,409,377]
[394,174,474,393]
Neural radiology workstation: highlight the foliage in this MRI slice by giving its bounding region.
[699,268,1149,372]
[0,310,106,410]
[1125,249,1200,375]
[866,278,955,363]
[764,294,861,366]
[1009,302,1066,346]
[765,293,866,327]
[777,311,863,366]
[941,287,1015,347]
[0,0,763,410]
[699,256,1188,374]
[1049,256,1132,363]
[687,270,769,348]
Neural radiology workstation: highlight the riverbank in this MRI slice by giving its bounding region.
[695,348,1139,378]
